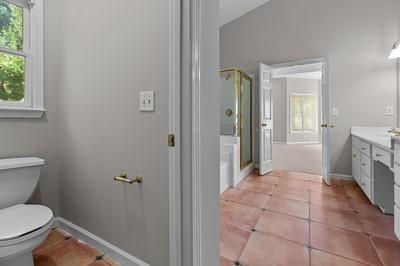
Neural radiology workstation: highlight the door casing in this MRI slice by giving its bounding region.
[271,58,331,184]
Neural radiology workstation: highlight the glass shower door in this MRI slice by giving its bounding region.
[220,70,237,135]
[240,74,252,168]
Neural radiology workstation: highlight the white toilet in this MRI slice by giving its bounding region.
[0,157,54,266]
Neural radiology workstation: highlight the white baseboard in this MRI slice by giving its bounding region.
[286,141,321,145]
[240,163,254,180]
[330,173,354,181]
[54,217,149,266]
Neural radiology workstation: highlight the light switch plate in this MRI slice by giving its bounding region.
[140,91,154,112]
[332,108,339,116]
[386,106,394,116]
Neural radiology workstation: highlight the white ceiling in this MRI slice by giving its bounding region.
[219,0,271,26]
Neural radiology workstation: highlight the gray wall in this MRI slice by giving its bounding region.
[272,78,287,143]
[220,0,400,175]
[0,0,62,216]
[55,0,170,265]
[286,78,321,143]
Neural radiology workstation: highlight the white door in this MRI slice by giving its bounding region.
[259,63,273,175]
[321,62,331,184]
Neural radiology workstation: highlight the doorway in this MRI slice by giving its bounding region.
[271,62,325,176]
[255,60,331,182]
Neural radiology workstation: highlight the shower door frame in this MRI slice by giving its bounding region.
[219,68,253,169]
[239,70,253,169]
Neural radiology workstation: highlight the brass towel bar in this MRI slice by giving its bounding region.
[114,172,143,184]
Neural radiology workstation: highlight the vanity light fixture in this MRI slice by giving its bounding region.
[389,39,400,59]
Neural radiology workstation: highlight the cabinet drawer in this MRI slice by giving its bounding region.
[395,205,400,239]
[360,172,372,200]
[352,136,361,151]
[352,148,360,183]
[395,162,400,185]
[372,146,392,168]
[360,141,371,156]
[396,184,400,206]
[360,153,371,177]
[395,142,400,165]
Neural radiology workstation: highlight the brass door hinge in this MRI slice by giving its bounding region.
[168,134,175,147]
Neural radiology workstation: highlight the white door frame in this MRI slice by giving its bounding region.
[168,0,181,265]
[271,58,331,182]
[169,0,220,265]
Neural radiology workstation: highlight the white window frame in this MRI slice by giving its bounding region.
[0,0,44,118]
[289,93,318,134]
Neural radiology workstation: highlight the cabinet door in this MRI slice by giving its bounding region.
[352,148,361,184]
[395,205,400,239]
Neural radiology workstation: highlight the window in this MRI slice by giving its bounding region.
[290,93,317,133]
[0,0,44,118]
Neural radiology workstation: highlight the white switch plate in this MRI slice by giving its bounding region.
[140,91,155,112]
[386,106,394,116]
[332,108,339,116]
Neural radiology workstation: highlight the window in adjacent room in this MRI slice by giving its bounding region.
[0,0,44,118]
[290,93,317,133]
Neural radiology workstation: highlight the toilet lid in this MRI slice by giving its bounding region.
[0,204,53,241]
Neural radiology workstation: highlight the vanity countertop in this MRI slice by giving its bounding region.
[351,127,393,151]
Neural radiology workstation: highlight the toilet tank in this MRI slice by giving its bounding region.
[0,157,44,210]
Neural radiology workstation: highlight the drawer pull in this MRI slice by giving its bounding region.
[362,163,366,166]
[376,154,382,157]
[362,147,366,150]
[353,154,357,158]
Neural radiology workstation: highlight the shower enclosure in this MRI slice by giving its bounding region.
[220,68,253,169]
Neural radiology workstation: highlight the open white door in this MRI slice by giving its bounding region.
[321,62,331,184]
[259,63,273,175]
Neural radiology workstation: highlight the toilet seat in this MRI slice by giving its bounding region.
[0,205,53,242]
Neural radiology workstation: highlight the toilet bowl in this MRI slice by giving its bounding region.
[0,158,54,266]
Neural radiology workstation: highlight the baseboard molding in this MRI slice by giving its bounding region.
[330,173,354,181]
[54,217,149,266]
[286,141,321,145]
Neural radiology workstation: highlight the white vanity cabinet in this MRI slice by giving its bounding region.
[351,136,373,201]
[351,127,398,239]
[393,141,400,238]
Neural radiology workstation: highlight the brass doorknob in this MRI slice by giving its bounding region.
[321,124,334,128]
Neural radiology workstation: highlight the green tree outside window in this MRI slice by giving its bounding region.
[0,0,25,102]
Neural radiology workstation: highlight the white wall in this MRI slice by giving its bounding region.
[272,78,287,143]
[220,0,400,175]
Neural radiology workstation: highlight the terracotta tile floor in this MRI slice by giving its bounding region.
[34,228,118,266]
[220,171,400,266]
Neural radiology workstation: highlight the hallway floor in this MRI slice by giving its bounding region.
[220,171,400,266]
[272,144,322,175]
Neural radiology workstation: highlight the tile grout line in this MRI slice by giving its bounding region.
[221,173,395,266]
[308,174,312,266]
[368,236,386,266]
[33,228,68,256]
[310,246,379,266]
